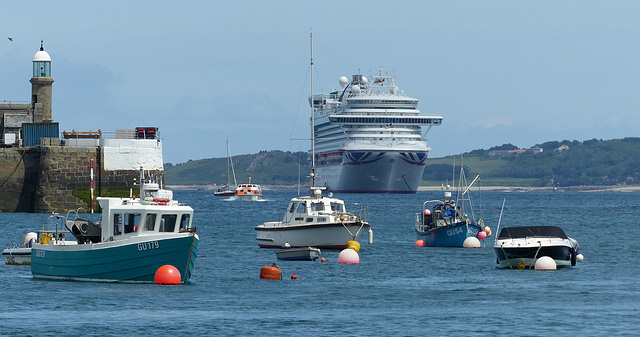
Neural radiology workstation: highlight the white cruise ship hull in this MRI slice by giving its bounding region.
[316,151,427,193]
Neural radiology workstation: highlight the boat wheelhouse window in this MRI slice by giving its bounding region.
[330,202,345,212]
[311,202,325,211]
[179,214,191,231]
[296,203,307,213]
[144,213,157,231]
[114,214,122,235]
[289,203,296,213]
[124,213,141,233]
[160,214,177,233]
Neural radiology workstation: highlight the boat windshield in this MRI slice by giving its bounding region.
[311,202,325,211]
[497,226,568,239]
[144,213,157,231]
[330,202,345,212]
[179,214,191,230]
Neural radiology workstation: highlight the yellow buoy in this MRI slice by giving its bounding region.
[346,240,360,252]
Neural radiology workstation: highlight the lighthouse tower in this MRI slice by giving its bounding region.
[30,41,54,123]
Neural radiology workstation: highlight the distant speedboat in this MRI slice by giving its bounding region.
[493,225,581,269]
[414,160,484,247]
[30,167,199,283]
[234,178,263,201]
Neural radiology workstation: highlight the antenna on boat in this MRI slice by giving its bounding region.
[496,198,506,237]
[310,31,316,189]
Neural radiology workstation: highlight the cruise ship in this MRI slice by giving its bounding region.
[310,69,443,193]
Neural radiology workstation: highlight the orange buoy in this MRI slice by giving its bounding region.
[260,265,282,280]
[155,265,181,285]
[415,239,426,247]
[291,274,298,280]
[320,257,326,263]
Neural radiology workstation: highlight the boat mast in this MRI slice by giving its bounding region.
[226,140,231,187]
[310,32,316,188]
[227,140,237,187]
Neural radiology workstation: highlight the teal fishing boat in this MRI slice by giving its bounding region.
[31,168,199,283]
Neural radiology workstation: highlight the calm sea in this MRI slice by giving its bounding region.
[1,190,639,336]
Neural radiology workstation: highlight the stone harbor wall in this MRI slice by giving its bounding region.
[0,143,164,213]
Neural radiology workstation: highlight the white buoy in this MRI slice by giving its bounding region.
[576,254,584,262]
[463,237,481,248]
[338,248,359,264]
[534,256,557,270]
[368,229,373,244]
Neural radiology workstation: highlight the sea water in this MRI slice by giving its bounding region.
[1,190,639,336]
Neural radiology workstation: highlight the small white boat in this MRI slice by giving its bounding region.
[494,226,581,269]
[275,246,321,261]
[2,232,36,265]
[2,246,31,265]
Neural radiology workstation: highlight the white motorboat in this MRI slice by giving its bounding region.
[255,33,372,250]
[494,225,581,269]
[256,187,371,249]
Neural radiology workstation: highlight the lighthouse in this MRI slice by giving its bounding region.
[30,40,54,123]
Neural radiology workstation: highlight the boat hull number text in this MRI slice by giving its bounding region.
[138,241,160,251]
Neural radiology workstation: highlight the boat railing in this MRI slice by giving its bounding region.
[345,203,368,223]
[37,213,71,245]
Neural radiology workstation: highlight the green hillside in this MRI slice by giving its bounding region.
[164,138,640,187]
[164,150,310,186]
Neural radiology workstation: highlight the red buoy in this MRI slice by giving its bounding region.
[155,265,181,285]
[415,239,426,247]
[291,274,298,280]
[260,265,282,280]
[320,258,326,263]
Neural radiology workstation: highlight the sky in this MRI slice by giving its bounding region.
[2,1,639,164]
